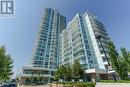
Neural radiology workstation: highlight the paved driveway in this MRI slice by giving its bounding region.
[96,83,130,87]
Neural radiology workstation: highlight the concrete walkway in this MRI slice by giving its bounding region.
[18,85,48,87]
[96,83,130,87]
[19,83,130,87]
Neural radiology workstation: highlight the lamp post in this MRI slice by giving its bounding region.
[96,34,116,81]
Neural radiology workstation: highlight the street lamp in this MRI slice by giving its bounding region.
[96,34,116,81]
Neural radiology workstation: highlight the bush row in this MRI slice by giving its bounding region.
[100,80,130,83]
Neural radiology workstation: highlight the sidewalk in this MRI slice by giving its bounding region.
[96,83,130,87]
[18,85,48,87]
[18,83,130,87]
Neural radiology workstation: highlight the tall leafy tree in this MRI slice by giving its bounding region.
[0,46,13,81]
[108,41,129,80]
[65,65,72,81]
[54,65,66,81]
[55,60,84,82]
[72,60,84,81]
[107,41,119,70]
[60,65,66,81]
[120,48,130,71]
[55,65,73,81]
[119,48,130,79]
[118,59,128,80]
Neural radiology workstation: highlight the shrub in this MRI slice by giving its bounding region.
[100,80,130,83]
[75,82,95,87]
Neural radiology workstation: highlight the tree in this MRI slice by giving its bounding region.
[107,41,119,70]
[0,46,13,81]
[55,60,84,82]
[72,60,84,81]
[54,65,65,81]
[54,67,60,81]
[120,48,130,71]
[65,65,72,81]
[117,58,128,80]
[107,41,129,80]
[55,65,73,81]
[118,48,130,80]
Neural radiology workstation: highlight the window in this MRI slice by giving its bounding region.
[105,65,108,69]
[87,51,92,56]
[46,54,49,57]
[102,57,107,62]
[41,49,45,52]
[45,66,48,68]
[45,62,48,65]
[44,71,49,74]
[86,45,89,49]
[40,53,43,56]
[39,61,43,65]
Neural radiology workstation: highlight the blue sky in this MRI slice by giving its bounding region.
[0,0,130,76]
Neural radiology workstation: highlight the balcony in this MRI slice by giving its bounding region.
[73,42,83,48]
[20,73,52,78]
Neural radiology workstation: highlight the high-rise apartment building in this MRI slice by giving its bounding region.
[19,8,66,84]
[19,8,111,84]
[32,8,66,69]
[60,12,110,81]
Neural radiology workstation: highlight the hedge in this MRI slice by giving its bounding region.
[100,80,130,83]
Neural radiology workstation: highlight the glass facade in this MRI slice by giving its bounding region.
[60,14,96,70]
[20,10,110,84]
[60,12,110,71]
[19,8,66,85]
[32,8,66,69]
[84,12,110,69]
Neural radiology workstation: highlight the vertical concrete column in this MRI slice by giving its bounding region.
[91,74,96,83]
[96,73,100,81]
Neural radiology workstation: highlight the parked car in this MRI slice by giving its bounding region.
[0,82,17,87]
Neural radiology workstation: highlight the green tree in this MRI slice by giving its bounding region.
[107,41,119,70]
[118,48,130,80]
[120,48,130,71]
[0,46,13,81]
[55,65,73,81]
[72,60,84,81]
[65,65,72,81]
[55,60,84,82]
[108,41,129,80]
[54,67,60,81]
[54,65,65,81]
[118,58,128,80]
